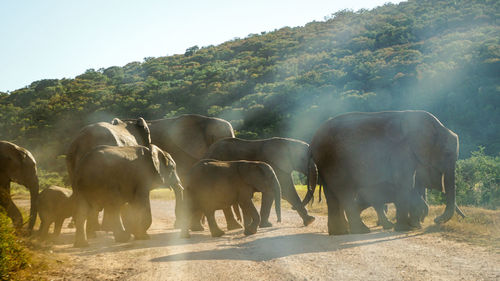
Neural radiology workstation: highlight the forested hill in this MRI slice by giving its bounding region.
[0,0,499,172]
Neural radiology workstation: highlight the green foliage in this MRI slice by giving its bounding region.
[0,210,29,280]
[428,147,500,209]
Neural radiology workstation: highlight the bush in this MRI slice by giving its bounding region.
[0,209,29,280]
[428,147,500,209]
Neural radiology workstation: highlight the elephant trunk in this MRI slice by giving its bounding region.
[273,178,282,223]
[28,177,39,233]
[434,167,456,224]
[301,151,318,207]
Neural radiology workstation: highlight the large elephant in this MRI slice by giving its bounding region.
[181,159,281,238]
[66,117,151,234]
[309,110,460,235]
[72,144,183,247]
[204,137,317,226]
[0,141,39,233]
[146,114,235,226]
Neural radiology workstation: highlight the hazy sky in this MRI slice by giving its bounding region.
[0,0,403,92]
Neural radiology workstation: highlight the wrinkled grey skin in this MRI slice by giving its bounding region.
[37,186,74,240]
[146,114,235,227]
[0,141,39,234]
[204,137,317,227]
[309,111,461,235]
[181,159,281,238]
[72,144,182,247]
[66,117,151,234]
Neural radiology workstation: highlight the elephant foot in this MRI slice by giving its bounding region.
[173,219,183,229]
[350,223,370,234]
[328,228,349,235]
[244,227,257,236]
[259,221,272,228]
[74,240,89,248]
[303,215,315,226]
[86,231,97,239]
[190,223,205,232]
[380,220,395,230]
[409,219,422,229]
[210,228,225,238]
[180,230,191,239]
[134,233,150,240]
[114,231,131,243]
[394,223,413,232]
[227,221,243,230]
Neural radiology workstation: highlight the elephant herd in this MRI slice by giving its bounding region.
[0,110,465,248]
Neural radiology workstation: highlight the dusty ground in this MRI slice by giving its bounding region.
[25,199,500,281]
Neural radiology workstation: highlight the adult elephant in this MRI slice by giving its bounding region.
[72,144,183,247]
[66,117,151,234]
[309,110,460,235]
[204,137,317,226]
[146,114,235,227]
[0,141,39,233]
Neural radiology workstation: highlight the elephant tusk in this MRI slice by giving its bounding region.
[455,204,466,218]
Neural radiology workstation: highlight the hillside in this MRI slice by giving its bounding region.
[0,0,499,174]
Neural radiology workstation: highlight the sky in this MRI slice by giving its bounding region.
[0,0,403,92]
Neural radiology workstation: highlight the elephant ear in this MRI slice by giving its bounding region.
[237,162,270,192]
[136,117,152,145]
[149,144,167,184]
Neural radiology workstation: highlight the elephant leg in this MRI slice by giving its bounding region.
[374,204,394,230]
[74,197,89,247]
[341,194,370,234]
[53,218,64,237]
[223,207,242,230]
[277,172,315,226]
[85,206,100,239]
[0,188,23,229]
[189,210,205,231]
[239,198,260,236]
[205,210,224,237]
[259,191,273,228]
[101,209,113,232]
[107,205,130,243]
[394,191,412,231]
[173,187,183,229]
[322,178,349,235]
[131,193,152,240]
[241,203,252,228]
[38,219,51,241]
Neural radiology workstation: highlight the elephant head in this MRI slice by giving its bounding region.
[149,144,183,194]
[401,111,462,224]
[0,141,39,232]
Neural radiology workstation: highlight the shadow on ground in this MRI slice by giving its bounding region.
[149,230,422,262]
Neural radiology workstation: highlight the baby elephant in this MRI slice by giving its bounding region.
[181,159,282,238]
[37,186,74,240]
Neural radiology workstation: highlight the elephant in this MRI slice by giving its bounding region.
[0,140,39,233]
[203,137,317,227]
[37,185,74,240]
[146,114,235,227]
[66,117,151,234]
[309,110,461,235]
[181,159,281,238]
[72,144,183,247]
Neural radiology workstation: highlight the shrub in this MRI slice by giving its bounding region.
[0,209,29,280]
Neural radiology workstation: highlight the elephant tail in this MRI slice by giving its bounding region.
[301,149,318,207]
[273,176,282,223]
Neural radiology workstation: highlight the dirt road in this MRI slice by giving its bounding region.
[37,199,499,281]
